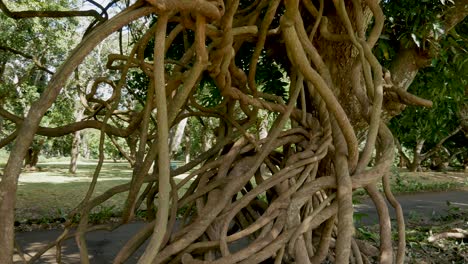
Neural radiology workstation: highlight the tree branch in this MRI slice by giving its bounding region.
[0,45,54,74]
[441,0,468,33]
[385,0,467,116]
[394,138,410,167]
[0,0,105,21]
[0,107,142,138]
[421,126,462,159]
[428,228,468,242]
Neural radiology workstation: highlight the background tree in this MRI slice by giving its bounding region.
[380,0,468,171]
[0,0,80,167]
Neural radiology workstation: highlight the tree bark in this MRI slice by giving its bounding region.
[169,115,188,155]
[408,139,425,172]
[24,147,40,168]
[0,6,153,263]
[69,107,84,174]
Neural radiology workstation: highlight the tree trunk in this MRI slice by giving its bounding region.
[0,8,153,262]
[184,131,191,164]
[24,148,40,168]
[408,139,425,172]
[24,139,44,169]
[395,139,410,169]
[81,133,90,159]
[5,1,467,262]
[69,107,84,174]
[202,119,214,151]
[69,130,81,173]
[169,115,188,155]
[125,133,138,165]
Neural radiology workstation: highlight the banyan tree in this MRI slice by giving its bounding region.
[1,0,466,263]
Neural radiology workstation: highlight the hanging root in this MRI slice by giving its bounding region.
[12,0,407,263]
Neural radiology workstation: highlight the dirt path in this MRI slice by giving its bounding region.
[14,190,468,263]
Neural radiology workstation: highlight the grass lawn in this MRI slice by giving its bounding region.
[0,152,191,223]
[14,161,134,221]
[1,149,467,222]
[390,169,468,193]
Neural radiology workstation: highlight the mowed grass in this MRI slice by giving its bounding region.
[0,152,136,221]
[15,162,135,221]
[391,169,468,193]
[1,152,190,222]
[1,149,467,221]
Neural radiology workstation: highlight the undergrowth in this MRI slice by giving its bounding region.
[356,205,468,264]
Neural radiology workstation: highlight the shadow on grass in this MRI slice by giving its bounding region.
[16,179,136,221]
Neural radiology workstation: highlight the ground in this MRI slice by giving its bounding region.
[1,157,467,263]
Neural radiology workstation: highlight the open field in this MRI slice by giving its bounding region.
[14,161,134,221]
[0,151,467,222]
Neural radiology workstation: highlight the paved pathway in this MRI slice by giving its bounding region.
[353,190,468,226]
[14,190,468,263]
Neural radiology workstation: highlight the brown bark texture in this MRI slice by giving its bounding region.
[3,0,466,263]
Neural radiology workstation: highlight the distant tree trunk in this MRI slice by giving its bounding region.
[69,130,81,173]
[395,138,410,169]
[202,122,213,151]
[184,131,191,164]
[408,139,425,172]
[24,139,44,169]
[125,133,138,164]
[411,126,462,171]
[430,155,448,171]
[81,133,90,159]
[24,148,40,168]
[169,116,188,155]
[398,156,405,168]
[69,107,84,173]
[258,115,269,140]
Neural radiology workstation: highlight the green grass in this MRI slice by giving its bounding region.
[12,161,135,221]
[6,159,192,223]
[390,168,468,194]
[3,153,466,224]
[353,167,468,199]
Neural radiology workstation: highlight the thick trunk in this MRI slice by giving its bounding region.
[1,113,49,264]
